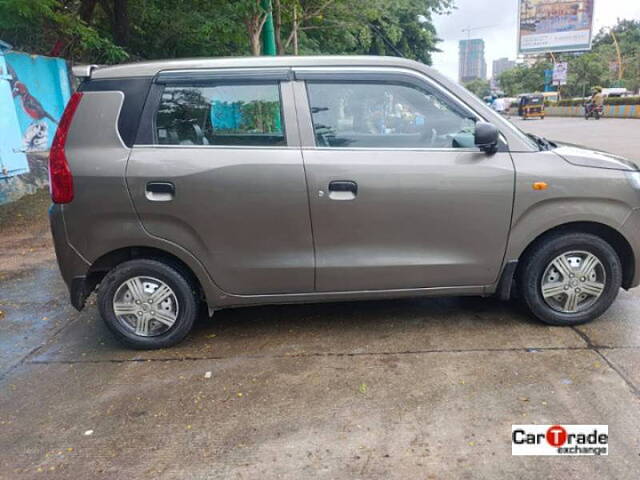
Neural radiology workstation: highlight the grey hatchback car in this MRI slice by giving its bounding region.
[49,55,640,349]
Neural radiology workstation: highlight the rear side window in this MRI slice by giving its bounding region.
[154,83,285,146]
[306,81,476,149]
[80,77,153,147]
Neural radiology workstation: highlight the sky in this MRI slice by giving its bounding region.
[431,0,640,82]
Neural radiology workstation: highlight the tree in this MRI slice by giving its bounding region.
[0,0,128,62]
[593,19,640,92]
[0,0,453,64]
[125,0,249,59]
[565,51,608,97]
[278,0,454,64]
[464,78,490,98]
[497,62,550,96]
[243,1,269,56]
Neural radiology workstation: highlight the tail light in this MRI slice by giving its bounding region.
[49,92,83,204]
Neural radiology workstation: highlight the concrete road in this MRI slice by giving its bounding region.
[513,115,639,161]
[2,118,640,479]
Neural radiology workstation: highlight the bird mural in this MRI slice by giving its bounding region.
[6,62,18,92]
[12,81,58,124]
[7,63,59,152]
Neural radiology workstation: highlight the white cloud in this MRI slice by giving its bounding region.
[431,0,640,82]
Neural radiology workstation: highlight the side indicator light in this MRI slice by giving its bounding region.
[532,182,548,191]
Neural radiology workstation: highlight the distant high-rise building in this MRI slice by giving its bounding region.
[459,39,486,83]
[491,57,516,90]
[492,57,516,79]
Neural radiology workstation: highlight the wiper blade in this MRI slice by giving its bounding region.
[527,133,554,151]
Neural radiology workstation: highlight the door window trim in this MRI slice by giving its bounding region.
[293,66,508,152]
[134,70,299,148]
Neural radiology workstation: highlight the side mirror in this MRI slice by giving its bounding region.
[474,122,499,154]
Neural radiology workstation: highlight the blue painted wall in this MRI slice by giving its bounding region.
[0,47,71,180]
[0,49,27,178]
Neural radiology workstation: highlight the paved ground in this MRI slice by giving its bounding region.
[511,115,640,161]
[1,118,640,479]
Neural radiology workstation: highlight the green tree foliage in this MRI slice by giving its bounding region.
[0,0,128,62]
[565,51,607,97]
[463,78,490,98]
[0,0,453,64]
[271,0,452,63]
[593,19,640,93]
[497,61,551,96]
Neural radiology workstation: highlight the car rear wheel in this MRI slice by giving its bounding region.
[98,259,199,349]
[519,233,622,326]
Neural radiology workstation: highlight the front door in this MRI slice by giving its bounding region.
[296,72,515,292]
[127,74,314,295]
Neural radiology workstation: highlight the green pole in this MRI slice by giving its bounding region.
[261,0,277,56]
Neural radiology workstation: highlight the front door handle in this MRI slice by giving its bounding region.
[145,181,175,202]
[328,180,357,200]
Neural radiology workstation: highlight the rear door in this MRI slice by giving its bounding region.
[127,69,314,295]
[293,68,515,292]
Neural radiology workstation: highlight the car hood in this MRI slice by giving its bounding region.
[551,143,640,172]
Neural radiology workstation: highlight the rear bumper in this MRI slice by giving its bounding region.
[49,204,91,309]
[621,208,640,289]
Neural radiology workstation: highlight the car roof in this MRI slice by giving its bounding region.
[90,55,432,79]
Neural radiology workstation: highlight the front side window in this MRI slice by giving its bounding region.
[155,83,285,146]
[306,81,477,149]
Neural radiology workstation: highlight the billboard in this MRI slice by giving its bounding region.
[518,0,595,54]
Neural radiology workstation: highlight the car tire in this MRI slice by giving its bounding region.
[519,233,622,326]
[98,259,199,349]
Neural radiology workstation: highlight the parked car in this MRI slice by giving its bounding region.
[49,56,640,349]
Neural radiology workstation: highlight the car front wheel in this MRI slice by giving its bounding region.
[519,233,622,326]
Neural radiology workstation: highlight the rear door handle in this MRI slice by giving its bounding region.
[328,180,357,200]
[145,182,175,201]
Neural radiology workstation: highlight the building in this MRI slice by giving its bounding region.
[490,57,516,89]
[492,57,515,79]
[459,39,486,83]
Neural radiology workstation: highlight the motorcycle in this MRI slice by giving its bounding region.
[584,102,603,120]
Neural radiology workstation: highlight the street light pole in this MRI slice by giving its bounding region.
[261,0,277,56]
